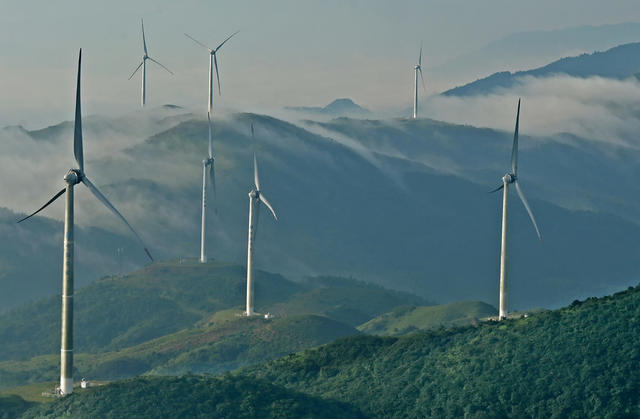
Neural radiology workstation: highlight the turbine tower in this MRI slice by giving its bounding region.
[199,113,216,263]
[129,19,173,107]
[18,50,153,395]
[490,99,542,320]
[245,124,278,316]
[413,43,425,119]
[184,31,239,113]
[184,30,238,263]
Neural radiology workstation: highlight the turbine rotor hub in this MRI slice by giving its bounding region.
[503,173,516,184]
[249,190,258,199]
[203,157,214,166]
[64,169,82,186]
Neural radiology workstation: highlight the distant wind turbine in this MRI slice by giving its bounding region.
[199,113,217,263]
[184,30,238,263]
[413,42,426,119]
[245,124,278,316]
[490,99,542,320]
[184,30,239,113]
[129,19,174,107]
[18,50,153,395]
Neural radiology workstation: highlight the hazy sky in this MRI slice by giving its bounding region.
[2,0,640,127]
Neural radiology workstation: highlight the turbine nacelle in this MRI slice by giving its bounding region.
[203,157,214,166]
[503,173,516,184]
[249,189,259,199]
[64,169,82,185]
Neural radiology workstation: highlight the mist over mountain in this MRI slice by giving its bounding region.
[443,42,640,97]
[1,105,639,314]
[431,22,640,84]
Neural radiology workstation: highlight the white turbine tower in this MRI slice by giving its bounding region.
[184,31,239,113]
[490,99,542,320]
[129,18,174,107]
[199,113,217,263]
[184,30,238,263]
[245,124,278,316]
[412,42,426,119]
[18,50,153,395]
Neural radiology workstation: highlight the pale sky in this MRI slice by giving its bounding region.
[1,0,640,127]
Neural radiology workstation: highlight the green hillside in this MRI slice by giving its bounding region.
[0,314,357,388]
[241,283,640,417]
[267,276,425,326]
[0,261,422,388]
[358,301,497,335]
[0,260,303,362]
[21,375,364,419]
[16,283,640,417]
[0,395,34,419]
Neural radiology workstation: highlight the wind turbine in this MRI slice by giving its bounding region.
[129,18,174,107]
[412,42,426,119]
[199,113,216,263]
[490,99,542,320]
[184,30,238,263]
[184,31,239,113]
[245,124,278,316]
[18,50,153,395]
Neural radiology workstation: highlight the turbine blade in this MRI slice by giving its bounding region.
[489,184,504,193]
[418,42,422,67]
[148,57,174,75]
[184,33,210,50]
[17,188,66,223]
[128,61,144,80]
[142,18,148,55]
[82,176,154,261]
[511,98,520,176]
[74,49,84,173]
[209,160,217,214]
[514,180,542,240]
[253,199,261,239]
[253,152,260,191]
[259,194,278,221]
[207,112,213,159]
[419,67,426,91]
[214,30,239,52]
[213,54,221,95]
[207,113,217,214]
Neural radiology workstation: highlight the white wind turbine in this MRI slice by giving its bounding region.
[129,18,174,107]
[18,50,153,395]
[490,99,542,320]
[413,42,426,119]
[184,30,238,263]
[245,124,278,316]
[184,31,239,113]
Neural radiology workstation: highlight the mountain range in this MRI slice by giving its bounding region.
[431,21,640,83]
[1,105,640,314]
[443,41,640,96]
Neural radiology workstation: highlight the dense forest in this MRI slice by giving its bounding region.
[7,282,640,417]
[245,284,640,417]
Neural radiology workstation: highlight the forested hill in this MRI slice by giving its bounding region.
[443,41,640,96]
[244,283,640,417]
[16,282,640,418]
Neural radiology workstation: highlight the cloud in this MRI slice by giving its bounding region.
[423,75,640,148]
[0,107,191,223]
